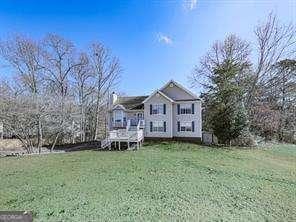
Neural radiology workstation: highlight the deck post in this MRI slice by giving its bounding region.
[127,141,130,149]
[119,141,121,151]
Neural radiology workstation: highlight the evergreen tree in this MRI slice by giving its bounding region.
[207,60,248,145]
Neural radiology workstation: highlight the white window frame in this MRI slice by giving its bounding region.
[152,104,163,115]
[180,121,192,132]
[180,104,192,114]
[113,110,124,123]
[152,121,164,132]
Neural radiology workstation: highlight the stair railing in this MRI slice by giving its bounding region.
[126,119,131,131]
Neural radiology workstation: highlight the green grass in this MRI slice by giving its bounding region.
[0,143,295,221]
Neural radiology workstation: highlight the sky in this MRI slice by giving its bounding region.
[0,0,295,96]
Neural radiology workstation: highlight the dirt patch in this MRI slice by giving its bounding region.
[0,139,24,151]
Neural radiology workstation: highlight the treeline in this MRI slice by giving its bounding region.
[0,34,121,153]
[192,14,296,145]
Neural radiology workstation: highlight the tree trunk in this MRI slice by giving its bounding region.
[51,132,60,152]
[94,91,101,141]
[37,117,43,154]
[72,119,75,144]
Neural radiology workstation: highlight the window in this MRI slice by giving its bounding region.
[137,112,144,119]
[177,104,195,115]
[151,104,163,114]
[178,121,194,132]
[180,122,192,131]
[150,121,166,132]
[180,104,192,114]
[114,110,124,122]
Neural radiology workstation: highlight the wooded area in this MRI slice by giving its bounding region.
[0,34,121,153]
[191,14,295,145]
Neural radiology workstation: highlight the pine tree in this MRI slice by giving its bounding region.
[207,60,248,145]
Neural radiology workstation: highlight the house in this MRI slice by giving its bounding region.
[105,80,202,147]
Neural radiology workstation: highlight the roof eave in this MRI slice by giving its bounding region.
[142,90,174,103]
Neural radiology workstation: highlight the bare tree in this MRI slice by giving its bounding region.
[0,80,36,153]
[0,35,46,153]
[0,33,122,152]
[41,34,81,151]
[192,34,252,90]
[71,53,94,142]
[247,13,296,107]
[262,59,296,141]
[88,43,121,140]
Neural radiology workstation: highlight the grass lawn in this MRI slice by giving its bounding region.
[0,142,295,221]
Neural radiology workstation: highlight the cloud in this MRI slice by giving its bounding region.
[156,33,173,45]
[183,0,197,11]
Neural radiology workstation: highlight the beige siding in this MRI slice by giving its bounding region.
[144,94,173,138]
[172,101,202,138]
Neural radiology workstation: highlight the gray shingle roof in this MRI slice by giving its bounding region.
[115,96,148,110]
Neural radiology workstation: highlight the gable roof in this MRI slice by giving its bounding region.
[142,90,174,104]
[160,80,199,100]
[143,80,200,104]
[114,96,148,110]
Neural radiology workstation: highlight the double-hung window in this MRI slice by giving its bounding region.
[180,104,192,114]
[177,103,195,115]
[114,110,124,122]
[150,121,166,132]
[151,104,164,115]
[180,122,192,131]
[177,121,195,132]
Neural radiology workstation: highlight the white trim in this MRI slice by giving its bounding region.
[112,104,126,110]
[160,80,199,100]
[142,90,174,103]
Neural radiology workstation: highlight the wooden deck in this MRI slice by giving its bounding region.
[101,129,144,150]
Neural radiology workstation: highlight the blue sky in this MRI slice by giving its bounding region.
[0,0,295,95]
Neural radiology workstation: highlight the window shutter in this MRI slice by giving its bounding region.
[150,104,152,115]
[192,103,195,114]
[177,121,180,132]
[163,121,166,132]
[192,121,195,132]
[150,122,153,132]
[163,104,166,114]
[177,104,180,115]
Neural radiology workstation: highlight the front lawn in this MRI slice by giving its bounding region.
[0,143,295,221]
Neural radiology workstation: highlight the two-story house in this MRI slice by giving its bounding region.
[107,80,202,143]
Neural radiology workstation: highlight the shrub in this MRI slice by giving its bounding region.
[231,130,257,147]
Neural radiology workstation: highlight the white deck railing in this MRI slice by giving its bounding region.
[106,129,143,141]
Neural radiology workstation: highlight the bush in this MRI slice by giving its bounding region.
[231,130,257,147]
[282,132,296,144]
